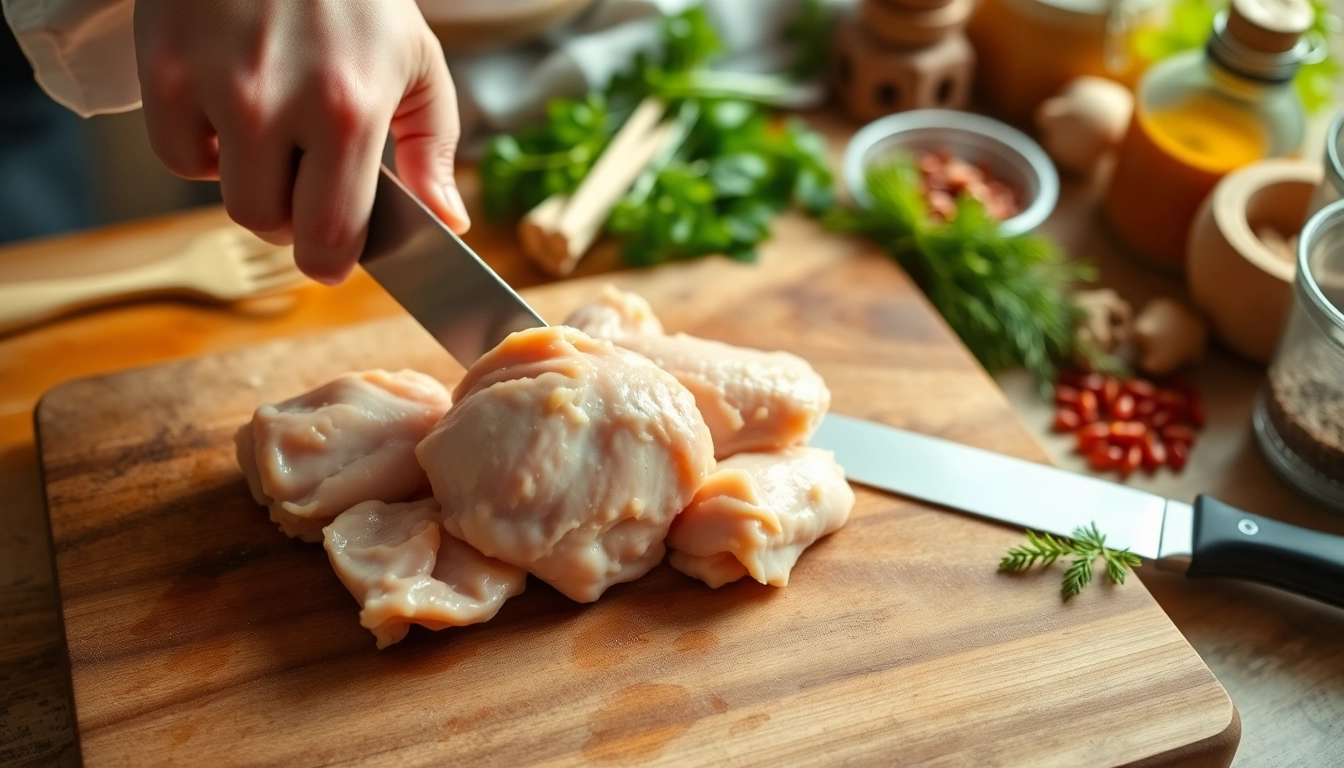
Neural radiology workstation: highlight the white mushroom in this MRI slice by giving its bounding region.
[1034,77,1134,175]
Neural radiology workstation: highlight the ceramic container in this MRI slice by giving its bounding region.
[1187,159,1322,363]
[862,0,976,49]
[830,17,974,120]
[843,109,1059,236]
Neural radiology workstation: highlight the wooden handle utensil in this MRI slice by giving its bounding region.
[519,97,673,276]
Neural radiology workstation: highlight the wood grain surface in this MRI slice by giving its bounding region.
[35,217,1236,767]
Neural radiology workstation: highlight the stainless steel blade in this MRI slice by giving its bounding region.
[360,166,547,367]
[810,413,1195,560]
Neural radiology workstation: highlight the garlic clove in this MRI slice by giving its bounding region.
[1133,297,1209,376]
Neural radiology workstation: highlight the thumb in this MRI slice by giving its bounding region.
[391,37,470,234]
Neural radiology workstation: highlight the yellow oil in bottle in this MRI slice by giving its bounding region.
[1145,95,1268,171]
[1103,0,1310,270]
[1104,94,1270,266]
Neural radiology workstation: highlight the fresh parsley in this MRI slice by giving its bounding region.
[825,158,1099,390]
[609,100,833,265]
[999,523,1143,599]
[479,93,618,219]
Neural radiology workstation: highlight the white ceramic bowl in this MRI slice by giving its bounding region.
[843,109,1060,236]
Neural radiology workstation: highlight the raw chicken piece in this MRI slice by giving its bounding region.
[562,284,664,340]
[324,498,527,649]
[416,326,714,603]
[667,447,854,588]
[617,332,831,459]
[235,370,453,542]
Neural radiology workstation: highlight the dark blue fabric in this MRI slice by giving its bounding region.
[0,24,99,244]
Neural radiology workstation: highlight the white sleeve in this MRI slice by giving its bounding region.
[1,0,140,117]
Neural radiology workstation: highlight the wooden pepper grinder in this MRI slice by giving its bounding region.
[830,0,977,122]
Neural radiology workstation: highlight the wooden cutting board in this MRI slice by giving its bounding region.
[37,216,1237,767]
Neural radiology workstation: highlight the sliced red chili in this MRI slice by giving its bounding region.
[1052,409,1082,432]
[1088,444,1125,471]
[1076,422,1111,454]
[1109,421,1148,447]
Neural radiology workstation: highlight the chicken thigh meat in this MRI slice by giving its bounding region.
[667,447,855,588]
[416,326,715,603]
[566,286,831,459]
[235,369,452,541]
[562,283,664,341]
[617,332,831,459]
[324,498,528,649]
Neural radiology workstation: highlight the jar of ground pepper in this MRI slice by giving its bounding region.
[1254,198,1344,511]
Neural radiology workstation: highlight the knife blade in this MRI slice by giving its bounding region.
[811,412,1344,608]
[359,165,547,367]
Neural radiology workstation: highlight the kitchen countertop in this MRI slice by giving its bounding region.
[2,135,1342,767]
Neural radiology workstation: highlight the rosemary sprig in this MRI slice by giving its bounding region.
[999,523,1143,599]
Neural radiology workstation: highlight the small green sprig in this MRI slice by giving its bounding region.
[999,523,1143,599]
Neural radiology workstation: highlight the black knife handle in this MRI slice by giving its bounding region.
[1187,495,1344,609]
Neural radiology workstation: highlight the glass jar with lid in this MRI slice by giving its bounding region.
[1102,0,1312,269]
[1305,108,1344,222]
[1254,198,1344,512]
[965,0,1163,125]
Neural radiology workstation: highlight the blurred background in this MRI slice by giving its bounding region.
[0,22,221,245]
[1,0,1340,247]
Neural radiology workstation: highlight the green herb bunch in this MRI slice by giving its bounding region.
[609,100,834,265]
[825,158,1095,388]
[999,524,1143,599]
[479,93,617,219]
[1133,0,1341,114]
[479,3,835,266]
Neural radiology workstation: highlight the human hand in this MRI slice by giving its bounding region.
[133,0,470,285]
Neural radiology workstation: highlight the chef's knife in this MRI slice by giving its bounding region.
[811,413,1344,608]
[360,165,547,366]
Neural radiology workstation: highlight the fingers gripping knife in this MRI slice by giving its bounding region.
[359,166,547,367]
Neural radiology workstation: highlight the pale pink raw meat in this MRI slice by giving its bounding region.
[565,287,831,459]
[667,447,854,588]
[323,498,527,649]
[416,326,714,603]
[562,284,664,340]
[616,332,831,459]
[235,369,452,542]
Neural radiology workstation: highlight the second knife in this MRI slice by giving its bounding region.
[810,413,1344,609]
